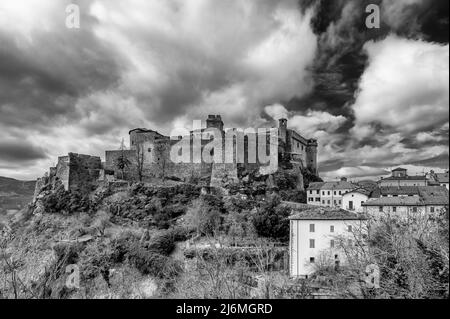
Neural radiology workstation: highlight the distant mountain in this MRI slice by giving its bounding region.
[0,176,36,212]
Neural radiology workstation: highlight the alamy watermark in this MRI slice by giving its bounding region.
[365,264,380,289]
[65,264,80,289]
[65,4,80,29]
[65,3,381,30]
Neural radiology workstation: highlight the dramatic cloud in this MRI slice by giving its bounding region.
[0,0,448,180]
[351,35,449,137]
[0,0,318,179]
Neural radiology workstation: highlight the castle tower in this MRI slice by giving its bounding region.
[206,115,224,132]
[278,118,287,143]
[306,139,318,176]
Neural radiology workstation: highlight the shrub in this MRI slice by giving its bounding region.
[41,188,93,215]
[127,246,182,278]
[185,196,224,236]
[251,195,290,242]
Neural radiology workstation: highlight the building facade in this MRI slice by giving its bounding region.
[429,170,449,190]
[307,179,358,208]
[341,189,371,213]
[105,115,319,186]
[378,168,428,187]
[289,207,366,278]
[362,186,449,219]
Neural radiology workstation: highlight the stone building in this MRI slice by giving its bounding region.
[34,153,102,199]
[35,115,319,197]
[105,115,318,187]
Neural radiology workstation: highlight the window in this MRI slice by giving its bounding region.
[379,206,383,212]
[316,190,320,195]
[310,257,315,263]
[330,240,335,248]
[430,207,435,213]
[322,200,325,204]
[412,207,418,213]
[309,190,313,194]
[316,198,320,202]
[309,239,315,248]
[328,191,331,196]
[327,200,331,205]
[348,225,353,232]
[309,224,315,232]
[330,225,335,233]
[334,191,337,195]
[148,148,152,153]
[339,191,342,195]
[393,207,397,213]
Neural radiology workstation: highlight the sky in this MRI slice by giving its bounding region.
[0,0,448,181]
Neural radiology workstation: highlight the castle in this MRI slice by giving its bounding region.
[34,115,318,196]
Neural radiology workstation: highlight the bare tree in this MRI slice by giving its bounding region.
[115,138,130,180]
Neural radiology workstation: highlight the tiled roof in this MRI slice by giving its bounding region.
[363,192,449,206]
[333,181,358,190]
[307,181,358,191]
[308,182,325,190]
[379,186,420,196]
[343,188,372,197]
[380,175,427,181]
[289,206,366,220]
[363,197,423,206]
[436,173,449,184]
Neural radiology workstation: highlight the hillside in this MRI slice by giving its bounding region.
[0,176,36,213]
[0,181,298,299]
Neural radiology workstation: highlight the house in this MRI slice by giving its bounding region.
[341,188,372,212]
[306,178,358,208]
[362,186,449,218]
[378,168,428,187]
[429,171,449,190]
[289,206,366,278]
[306,182,324,206]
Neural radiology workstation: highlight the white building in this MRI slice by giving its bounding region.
[362,187,449,220]
[378,168,428,187]
[289,207,366,278]
[306,182,324,206]
[307,179,358,208]
[341,189,371,212]
[432,171,449,190]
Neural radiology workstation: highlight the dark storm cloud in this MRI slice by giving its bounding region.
[293,0,449,118]
[0,141,47,162]
[0,0,448,180]
[0,3,122,132]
